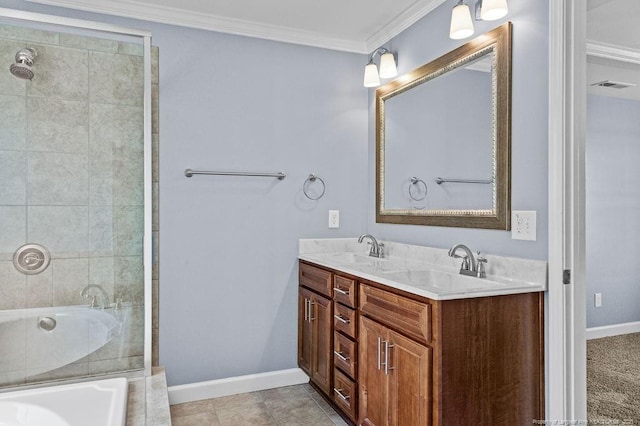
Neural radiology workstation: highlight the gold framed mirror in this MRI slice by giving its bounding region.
[376,23,512,229]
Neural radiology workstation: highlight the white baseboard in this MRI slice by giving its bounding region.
[586,321,640,340]
[167,368,309,405]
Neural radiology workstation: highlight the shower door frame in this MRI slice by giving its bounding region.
[0,7,154,377]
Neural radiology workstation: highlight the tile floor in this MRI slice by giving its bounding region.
[170,383,348,426]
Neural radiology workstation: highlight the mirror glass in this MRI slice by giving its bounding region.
[376,23,512,229]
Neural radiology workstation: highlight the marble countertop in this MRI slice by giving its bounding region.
[298,238,547,301]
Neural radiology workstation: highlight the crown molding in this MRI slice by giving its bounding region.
[365,0,446,53]
[587,40,640,65]
[24,0,368,53]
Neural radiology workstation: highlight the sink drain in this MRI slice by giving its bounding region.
[13,244,51,275]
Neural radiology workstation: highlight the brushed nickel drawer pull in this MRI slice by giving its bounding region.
[334,314,350,324]
[334,351,350,362]
[334,388,351,401]
[384,341,395,375]
[377,337,382,370]
[304,298,309,321]
[308,301,315,321]
[333,287,350,295]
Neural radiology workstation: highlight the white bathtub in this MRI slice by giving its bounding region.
[0,306,122,380]
[0,377,128,426]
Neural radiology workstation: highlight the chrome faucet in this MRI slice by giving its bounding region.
[80,284,111,309]
[448,245,488,278]
[448,244,477,277]
[358,234,384,258]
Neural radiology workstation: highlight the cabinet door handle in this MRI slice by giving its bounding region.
[304,298,309,321]
[377,337,382,370]
[334,351,350,362]
[384,341,395,375]
[334,388,351,401]
[308,300,315,322]
[333,287,349,295]
[334,314,350,324]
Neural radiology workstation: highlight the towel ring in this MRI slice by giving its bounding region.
[409,177,428,201]
[303,174,326,200]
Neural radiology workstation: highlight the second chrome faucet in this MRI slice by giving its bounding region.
[358,234,384,258]
[448,244,487,278]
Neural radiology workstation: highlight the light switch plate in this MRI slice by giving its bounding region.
[328,210,339,228]
[511,210,536,241]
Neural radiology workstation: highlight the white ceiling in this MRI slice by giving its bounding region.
[587,0,640,100]
[24,0,447,53]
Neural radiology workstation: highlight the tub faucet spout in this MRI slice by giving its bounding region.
[80,285,111,309]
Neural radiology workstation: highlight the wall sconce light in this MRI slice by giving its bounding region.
[449,0,508,40]
[363,47,398,88]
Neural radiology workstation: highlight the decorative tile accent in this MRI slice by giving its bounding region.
[27,97,89,153]
[0,95,26,149]
[27,152,89,205]
[0,150,26,205]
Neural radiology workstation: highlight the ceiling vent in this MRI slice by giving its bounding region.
[590,80,637,89]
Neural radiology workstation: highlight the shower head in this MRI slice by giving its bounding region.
[9,48,37,80]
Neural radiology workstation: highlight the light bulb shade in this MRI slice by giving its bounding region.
[379,52,397,78]
[363,63,380,87]
[449,3,474,40]
[480,0,508,20]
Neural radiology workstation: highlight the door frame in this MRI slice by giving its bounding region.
[548,0,587,421]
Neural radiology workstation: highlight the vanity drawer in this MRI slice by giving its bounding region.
[299,262,332,298]
[333,275,356,308]
[333,302,356,338]
[360,283,432,345]
[333,368,357,422]
[334,332,357,379]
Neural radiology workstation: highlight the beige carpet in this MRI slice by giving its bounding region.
[587,332,640,424]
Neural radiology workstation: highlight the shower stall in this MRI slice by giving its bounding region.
[0,10,156,387]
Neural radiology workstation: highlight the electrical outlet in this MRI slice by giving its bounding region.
[328,210,339,228]
[594,293,602,307]
[511,210,536,241]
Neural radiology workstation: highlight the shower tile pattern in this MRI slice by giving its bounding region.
[0,23,160,387]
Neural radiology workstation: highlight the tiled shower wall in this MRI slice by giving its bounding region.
[0,23,159,386]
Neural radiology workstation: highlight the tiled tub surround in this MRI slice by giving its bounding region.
[299,238,547,299]
[0,23,160,386]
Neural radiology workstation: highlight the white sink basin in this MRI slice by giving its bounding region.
[312,252,378,265]
[377,269,507,293]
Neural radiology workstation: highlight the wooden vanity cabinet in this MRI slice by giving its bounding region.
[298,264,333,395]
[359,316,431,426]
[298,260,544,426]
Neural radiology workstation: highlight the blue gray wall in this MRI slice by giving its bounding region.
[586,94,640,328]
[0,0,552,388]
[367,0,549,261]
[0,0,369,386]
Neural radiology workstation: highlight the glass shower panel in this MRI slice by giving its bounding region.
[0,22,146,387]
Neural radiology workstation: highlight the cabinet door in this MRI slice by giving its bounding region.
[388,329,431,426]
[298,288,313,376]
[311,292,332,395]
[358,316,389,426]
